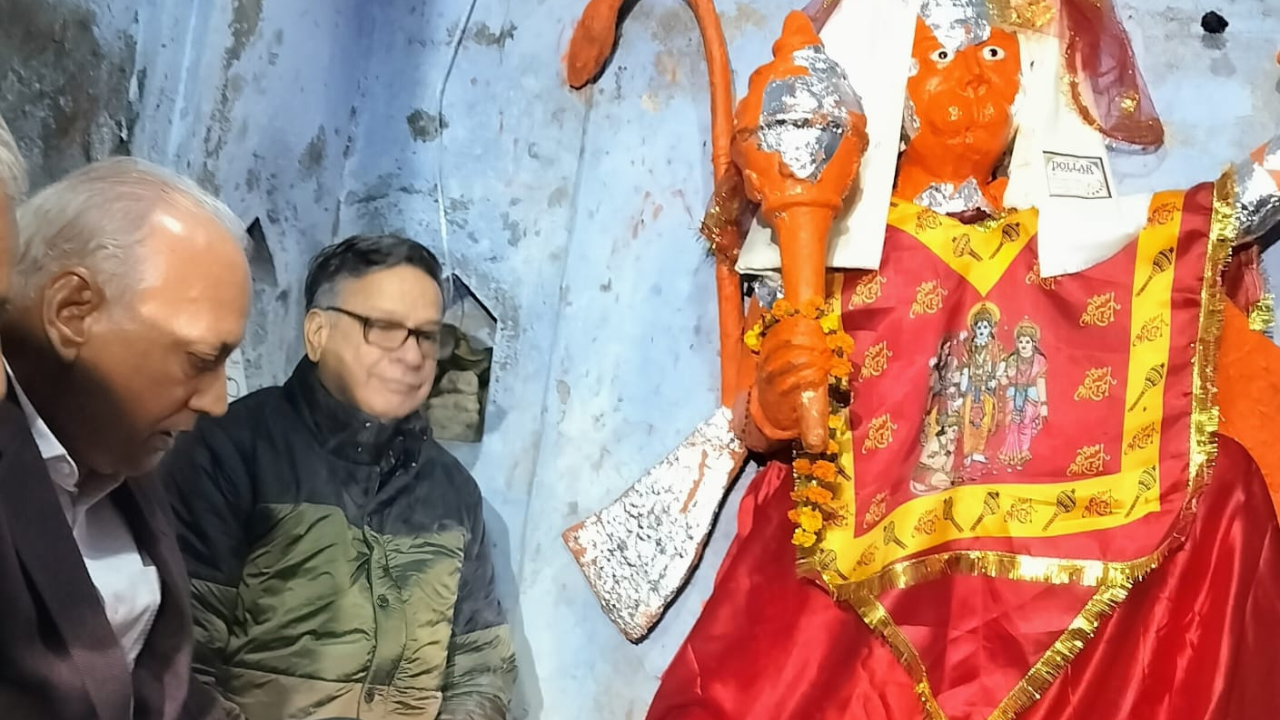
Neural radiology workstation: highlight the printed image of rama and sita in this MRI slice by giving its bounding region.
[798,193,1210,589]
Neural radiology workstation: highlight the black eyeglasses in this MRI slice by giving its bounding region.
[322,306,456,358]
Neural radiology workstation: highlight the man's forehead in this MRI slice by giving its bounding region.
[131,211,250,348]
[335,265,444,322]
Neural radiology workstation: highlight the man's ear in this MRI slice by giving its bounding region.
[42,269,104,362]
[303,308,328,362]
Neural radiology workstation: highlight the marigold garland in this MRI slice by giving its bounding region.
[744,295,856,547]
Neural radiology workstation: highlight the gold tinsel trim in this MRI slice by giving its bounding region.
[1248,293,1275,334]
[846,593,947,719]
[829,179,1237,720]
[988,0,1057,31]
[988,584,1133,719]
[813,546,1165,602]
[983,175,1235,720]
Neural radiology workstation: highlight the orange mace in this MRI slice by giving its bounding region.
[733,11,869,451]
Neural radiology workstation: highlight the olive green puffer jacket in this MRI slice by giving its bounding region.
[163,360,515,719]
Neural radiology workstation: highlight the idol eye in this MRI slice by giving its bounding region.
[929,48,952,64]
[983,46,1006,60]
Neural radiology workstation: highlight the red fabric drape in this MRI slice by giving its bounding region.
[1058,0,1165,151]
[647,432,1280,719]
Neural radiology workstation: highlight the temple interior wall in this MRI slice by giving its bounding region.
[2,0,1278,716]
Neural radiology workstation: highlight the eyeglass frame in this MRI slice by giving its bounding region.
[320,306,457,359]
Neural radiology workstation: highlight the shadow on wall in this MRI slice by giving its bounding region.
[483,497,543,720]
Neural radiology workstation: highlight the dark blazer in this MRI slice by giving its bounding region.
[0,397,224,719]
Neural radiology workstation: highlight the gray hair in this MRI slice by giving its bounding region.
[13,156,246,301]
[0,114,29,202]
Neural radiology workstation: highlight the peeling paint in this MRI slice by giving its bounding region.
[0,0,139,188]
[500,211,523,247]
[471,21,518,49]
[547,185,570,208]
[407,108,448,142]
[227,0,264,67]
[298,125,328,176]
[200,0,264,193]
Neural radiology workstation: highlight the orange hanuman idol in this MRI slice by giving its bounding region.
[567,0,1280,718]
[649,2,1280,720]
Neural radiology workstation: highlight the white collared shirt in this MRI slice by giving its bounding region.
[7,366,162,669]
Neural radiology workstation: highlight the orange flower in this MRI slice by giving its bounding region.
[793,458,814,475]
[799,296,825,319]
[827,332,855,354]
[812,460,838,482]
[827,439,840,455]
[829,357,853,379]
[804,486,834,505]
[771,298,794,319]
[787,508,801,524]
[796,506,824,532]
[792,528,817,548]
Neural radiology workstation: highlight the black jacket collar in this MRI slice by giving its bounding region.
[283,359,428,466]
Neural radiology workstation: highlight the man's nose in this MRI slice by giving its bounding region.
[189,365,231,418]
[391,336,430,368]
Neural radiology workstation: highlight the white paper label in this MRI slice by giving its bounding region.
[1043,152,1112,199]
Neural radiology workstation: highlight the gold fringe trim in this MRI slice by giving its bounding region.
[833,179,1237,720]
[1190,171,1232,500]
[1248,293,1274,334]
[846,592,947,719]
[812,546,1168,602]
[982,174,1235,720]
[988,584,1133,719]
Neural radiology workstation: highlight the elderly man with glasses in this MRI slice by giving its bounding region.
[163,234,515,720]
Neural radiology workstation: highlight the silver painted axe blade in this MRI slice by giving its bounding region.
[563,407,747,643]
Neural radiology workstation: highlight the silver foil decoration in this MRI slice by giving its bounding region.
[914,177,996,215]
[752,273,783,310]
[1232,133,1280,245]
[757,44,864,182]
[563,407,747,642]
[902,97,922,138]
[919,0,992,53]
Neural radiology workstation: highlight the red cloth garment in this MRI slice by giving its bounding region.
[648,187,1280,718]
[646,461,920,720]
[648,437,1280,719]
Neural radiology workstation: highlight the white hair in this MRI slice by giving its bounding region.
[0,114,29,202]
[13,156,247,301]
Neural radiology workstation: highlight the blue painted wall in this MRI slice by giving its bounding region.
[115,0,1280,717]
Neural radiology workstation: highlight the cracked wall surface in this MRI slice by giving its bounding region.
[132,0,370,387]
[0,0,141,190]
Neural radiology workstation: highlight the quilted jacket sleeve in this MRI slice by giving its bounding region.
[438,493,517,719]
[161,417,254,701]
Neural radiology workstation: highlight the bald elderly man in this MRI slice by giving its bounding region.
[0,150,251,720]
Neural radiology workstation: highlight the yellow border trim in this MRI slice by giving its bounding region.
[817,176,1234,719]
[812,192,1186,586]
